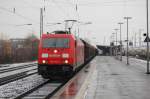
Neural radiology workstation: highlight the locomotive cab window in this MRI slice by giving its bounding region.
[42,38,69,48]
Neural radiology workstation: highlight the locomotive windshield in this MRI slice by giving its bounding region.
[42,38,69,48]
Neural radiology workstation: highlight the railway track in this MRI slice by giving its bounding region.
[0,63,37,74]
[0,57,95,99]
[0,68,37,86]
[14,80,67,99]
[0,64,10,68]
[14,58,94,99]
[0,63,38,85]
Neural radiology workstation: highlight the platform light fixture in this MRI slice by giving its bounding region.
[118,22,124,61]
[124,17,132,65]
[114,29,119,56]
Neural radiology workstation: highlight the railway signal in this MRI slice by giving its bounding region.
[144,36,150,42]
[143,33,150,42]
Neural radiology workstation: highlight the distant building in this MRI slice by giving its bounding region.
[0,38,39,64]
[10,38,32,62]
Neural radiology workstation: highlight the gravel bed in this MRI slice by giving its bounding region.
[0,74,47,99]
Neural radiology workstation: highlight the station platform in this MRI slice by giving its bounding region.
[84,56,150,99]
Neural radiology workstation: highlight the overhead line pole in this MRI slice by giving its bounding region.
[114,29,119,57]
[40,8,43,38]
[124,17,132,65]
[134,32,136,47]
[114,29,118,46]
[146,0,150,74]
[118,22,123,61]
[112,33,116,56]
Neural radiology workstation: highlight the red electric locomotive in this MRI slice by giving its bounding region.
[38,31,84,78]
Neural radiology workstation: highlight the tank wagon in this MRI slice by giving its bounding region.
[38,31,97,79]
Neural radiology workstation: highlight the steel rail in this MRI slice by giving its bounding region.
[14,80,67,99]
[14,56,96,99]
[14,80,51,99]
[0,69,37,86]
[0,63,37,74]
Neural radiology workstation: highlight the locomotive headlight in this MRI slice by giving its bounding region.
[54,49,58,53]
[62,53,69,58]
[42,60,46,64]
[64,60,68,64]
[42,53,48,58]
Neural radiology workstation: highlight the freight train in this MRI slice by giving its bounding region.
[38,31,97,79]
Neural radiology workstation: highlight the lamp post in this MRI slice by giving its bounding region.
[111,33,115,56]
[112,33,115,43]
[114,29,119,57]
[110,34,114,56]
[114,29,119,46]
[118,22,123,61]
[124,17,132,65]
[146,0,150,74]
[112,32,117,56]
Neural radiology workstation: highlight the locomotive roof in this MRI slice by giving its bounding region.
[46,30,69,34]
[42,33,76,39]
[52,30,69,34]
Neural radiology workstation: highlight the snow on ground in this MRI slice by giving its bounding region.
[0,74,47,99]
[0,61,37,70]
[0,66,37,78]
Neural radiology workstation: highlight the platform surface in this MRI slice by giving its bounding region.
[85,56,150,99]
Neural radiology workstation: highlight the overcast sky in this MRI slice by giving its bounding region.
[0,0,148,45]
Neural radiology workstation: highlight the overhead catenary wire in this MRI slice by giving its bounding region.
[73,0,142,7]
[64,0,75,6]
[43,0,78,32]
[42,0,138,6]
[74,0,80,36]
[21,0,41,11]
[77,0,138,5]
[50,0,72,19]
[0,6,39,24]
